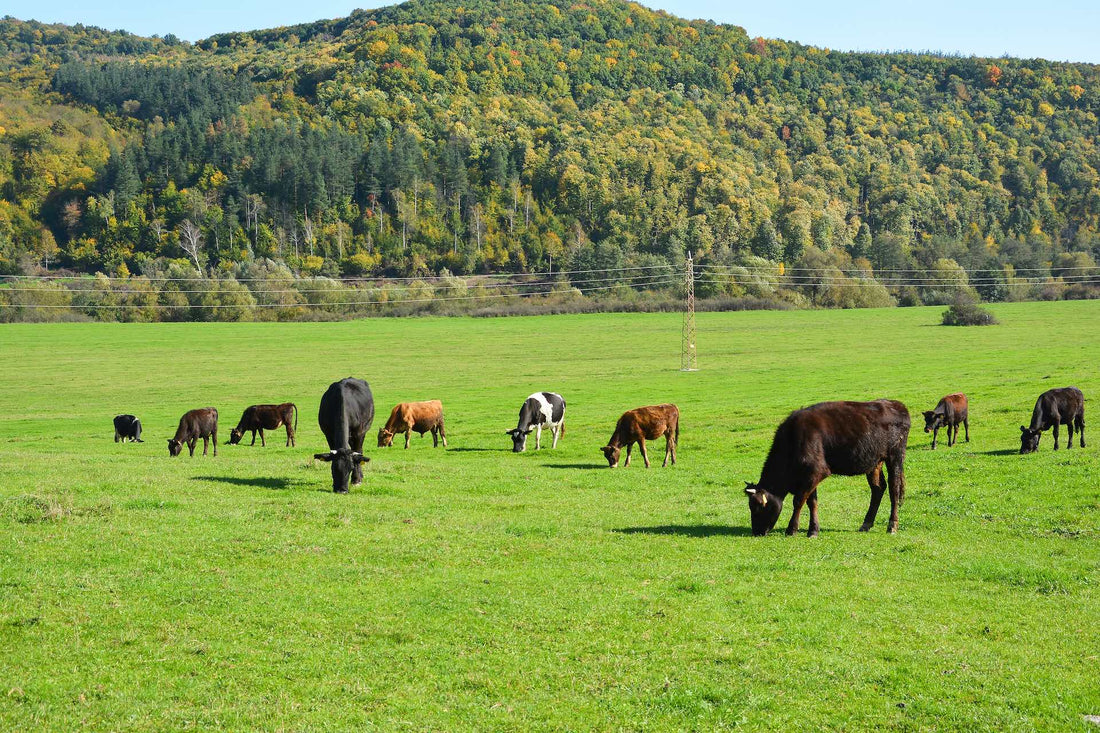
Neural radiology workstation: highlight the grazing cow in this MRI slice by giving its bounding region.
[600,404,679,468]
[506,392,566,452]
[228,403,298,447]
[113,414,143,443]
[1020,386,1085,454]
[377,400,447,448]
[923,393,969,449]
[314,378,375,493]
[168,408,218,457]
[744,400,910,537]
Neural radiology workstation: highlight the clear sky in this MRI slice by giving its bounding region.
[4,0,1099,64]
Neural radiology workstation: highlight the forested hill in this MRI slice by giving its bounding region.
[3,0,1100,302]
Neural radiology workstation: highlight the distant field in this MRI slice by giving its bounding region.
[1,302,1098,730]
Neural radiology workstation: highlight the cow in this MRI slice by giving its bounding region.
[923,393,969,449]
[1020,387,1085,454]
[167,408,218,457]
[506,392,566,452]
[377,400,447,448]
[314,378,375,493]
[113,414,143,443]
[228,403,298,447]
[744,399,910,537]
[600,404,679,468]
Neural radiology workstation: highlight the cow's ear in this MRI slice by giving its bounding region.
[352,453,368,464]
[1020,425,1027,432]
[923,411,934,418]
[744,483,757,496]
[314,453,334,462]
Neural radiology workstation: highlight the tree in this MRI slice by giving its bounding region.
[179,220,204,274]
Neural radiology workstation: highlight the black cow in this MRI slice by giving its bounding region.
[922,393,969,449]
[113,414,143,443]
[168,408,218,457]
[1020,387,1085,453]
[744,400,910,536]
[314,378,375,493]
[506,392,566,452]
[228,403,298,447]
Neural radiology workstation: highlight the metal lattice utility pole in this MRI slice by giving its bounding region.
[681,252,697,371]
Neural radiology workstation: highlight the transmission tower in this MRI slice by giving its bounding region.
[681,252,697,371]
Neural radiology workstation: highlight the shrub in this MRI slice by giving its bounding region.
[942,298,998,326]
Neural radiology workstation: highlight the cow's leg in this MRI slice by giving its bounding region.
[431,427,439,447]
[260,428,267,447]
[662,431,672,467]
[860,463,887,532]
[785,489,811,536]
[286,425,293,447]
[404,430,412,449]
[551,423,560,449]
[249,430,256,446]
[1068,420,1075,449]
[535,423,543,450]
[1053,422,1060,450]
[352,430,365,484]
[1078,414,1085,447]
[638,438,651,468]
[885,454,905,533]
[624,443,632,467]
[807,489,821,537]
[115,430,121,443]
[188,438,197,457]
[964,418,970,443]
[931,426,938,450]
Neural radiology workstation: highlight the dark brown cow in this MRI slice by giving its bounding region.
[600,404,679,468]
[923,393,969,449]
[378,400,447,448]
[1020,386,1085,453]
[168,407,218,457]
[228,403,298,447]
[744,400,910,537]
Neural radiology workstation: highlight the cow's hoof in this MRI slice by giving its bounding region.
[888,525,898,534]
[334,489,349,494]
[808,530,820,538]
[858,523,872,532]
[785,528,797,537]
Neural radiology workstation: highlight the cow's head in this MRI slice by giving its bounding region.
[1020,426,1042,454]
[377,428,395,448]
[506,427,533,452]
[600,445,621,467]
[227,428,244,445]
[922,411,945,433]
[313,448,369,493]
[744,483,783,536]
[167,438,183,457]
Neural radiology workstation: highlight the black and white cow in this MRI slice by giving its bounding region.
[113,414,143,443]
[506,392,566,452]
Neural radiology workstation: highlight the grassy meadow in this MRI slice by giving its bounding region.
[1,302,1098,730]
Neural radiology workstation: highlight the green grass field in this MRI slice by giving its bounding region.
[1,302,1098,731]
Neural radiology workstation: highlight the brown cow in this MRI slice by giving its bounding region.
[168,407,218,457]
[228,403,298,447]
[744,399,910,537]
[378,400,447,448]
[923,393,969,449]
[600,404,679,468]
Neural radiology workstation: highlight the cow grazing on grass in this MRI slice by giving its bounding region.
[113,414,143,443]
[744,399,910,537]
[314,378,374,493]
[228,403,298,447]
[168,408,218,457]
[1020,387,1085,454]
[601,404,679,468]
[378,400,447,448]
[506,392,566,452]
[923,393,969,449]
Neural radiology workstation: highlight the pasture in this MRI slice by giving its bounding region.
[1,302,1098,730]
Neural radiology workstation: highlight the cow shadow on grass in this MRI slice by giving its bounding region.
[613,524,752,538]
[979,448,1020,456]
[447,447,511,453]
[542,463,607,470]
[192,476,293,490]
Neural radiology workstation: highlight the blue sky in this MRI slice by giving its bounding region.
[4,0,1099,64]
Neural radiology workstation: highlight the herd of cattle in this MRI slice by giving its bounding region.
[112,380,1086,535]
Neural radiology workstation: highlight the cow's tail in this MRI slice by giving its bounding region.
[293,403,298,432]
[675,418,680,445]
[560,418,565,438]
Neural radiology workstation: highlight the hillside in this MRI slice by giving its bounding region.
[2,0,1100,307]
